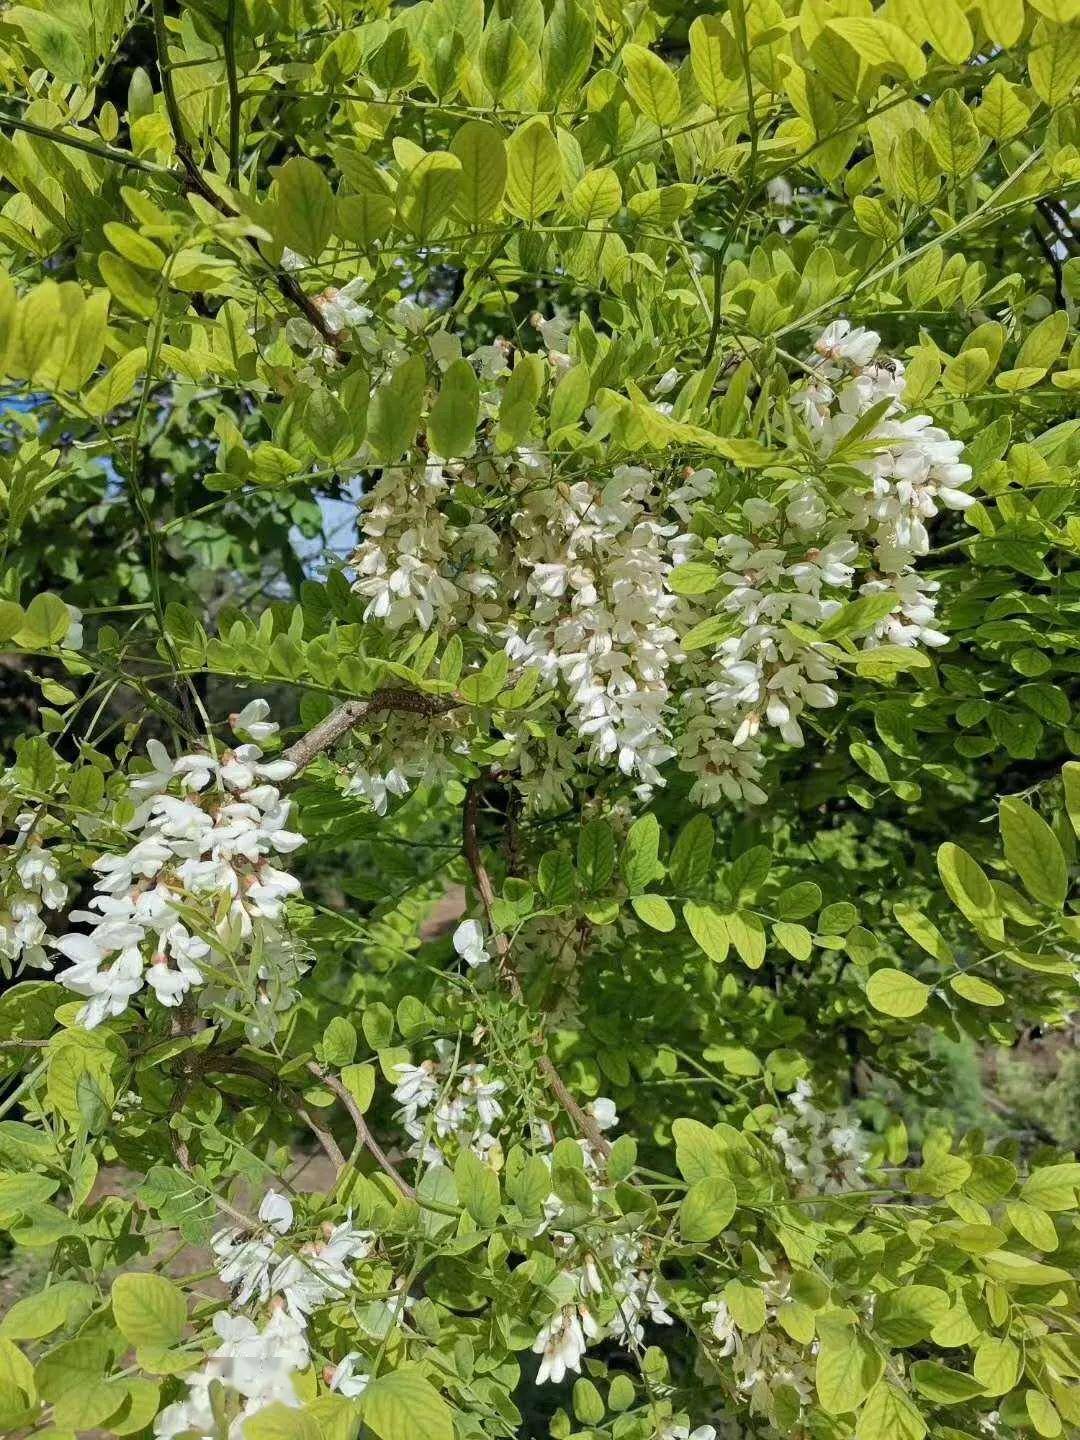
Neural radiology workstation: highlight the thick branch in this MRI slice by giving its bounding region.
[284,689,458,773]
[462,780,611,1157]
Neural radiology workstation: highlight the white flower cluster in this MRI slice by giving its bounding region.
[212,1190,374,1321]
[156,1190,377,1439]
[703,1291,816,1427]
[390,1034,658,1389]
[676,320,973,806]
[56,702,305,1032]
[770,1078,870,1195]
[154,1306,310,1440]
[532,1099,679,1385]
[392,1039,505,1164]
[0,822,68,974]
[341,316,972,815]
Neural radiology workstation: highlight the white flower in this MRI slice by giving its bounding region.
[703,1297,739,1356]
[59,711,305,1035]
[259,1190,294,1232]
[533,1305,597,1385]
[63,604,83,649]
[230,699,280,743]
[588,1096,618,1131]
[452,918,490,968]
[329,1351,371,1398]
[815,318,880,367]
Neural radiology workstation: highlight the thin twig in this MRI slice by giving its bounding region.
[462,780,611,1157]
[283,689,459,772]
[296,1101,347,1172]
[306,1061,415,1198]
[150,0,347,357]
[223,0,242,188]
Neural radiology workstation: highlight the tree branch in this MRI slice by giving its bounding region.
[306,1061,415,1198]
[284,689,459,773]
[462,779,611,1158]
[150,0,347,357]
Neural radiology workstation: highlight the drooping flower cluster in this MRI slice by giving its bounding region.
[154,1305,310,1440]
[0,820,68,975]
[56,702,305,1032]
[530,1099,679,1385]
[675,320,974,805]
[156,1188,379,1439]
[770,1078,870,1195]
[392,1039,506,1163]
[702,1280,817,1428]
[212,1190,374,1321]
[342,316,972,815]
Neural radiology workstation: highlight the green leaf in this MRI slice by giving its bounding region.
[724,1278,766,1333]
[550,364,590,432]
[1020,1163,1080,1212]
[689,16,736,110]
[816,1329,881,1415]
[578,819,615,892]
[495,353,544,451]
[622,813,660,893]
[541,0,594,106]
[973,1336,1021,1395]
[928,89,985,176]
[455,1147,500,1227]
[999,796,1068,908]
[910,1362,986,1405]
[451,121,508,224]
[827,16,927,79]
[669,814,715,891]
[1016,311,1069,373]
[15,593,70,647]
[981,1250,1071,1287]
[776,881,821,921]
[855,1381,926,1440]
[1007,1200,1058,1251]
[505,119,562,221]
[874,1286,950,1347]
[950,974,1005,1006]
[630,894,676,931]
[111,1273,186,1348]
[398,152,462,240]
[684,902,729,963]
[893,904,953,963]
[672,1117,728,1183]
[0,1282,94,1340]
[368,354,427,463]
[668,562,719,595]
[571,168,622,222]
[428,359,479,459]
[362,1368,454,1440]
[480,21,534,106]
[538,850,576,906]
[622,43,681,126]
[901,0,973,62]
[275,157,335,259]
[1028,1392,1063,1438]
[322,1017,357,1066]
[679,1174,737,1241]
[866,968,930,1018]
[773,921,812,961]
[937,843,1002,934]
[726,910,766,969]
[244,1403,322,1440]
[340,1063,375,1114]
[8,7,85,82]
